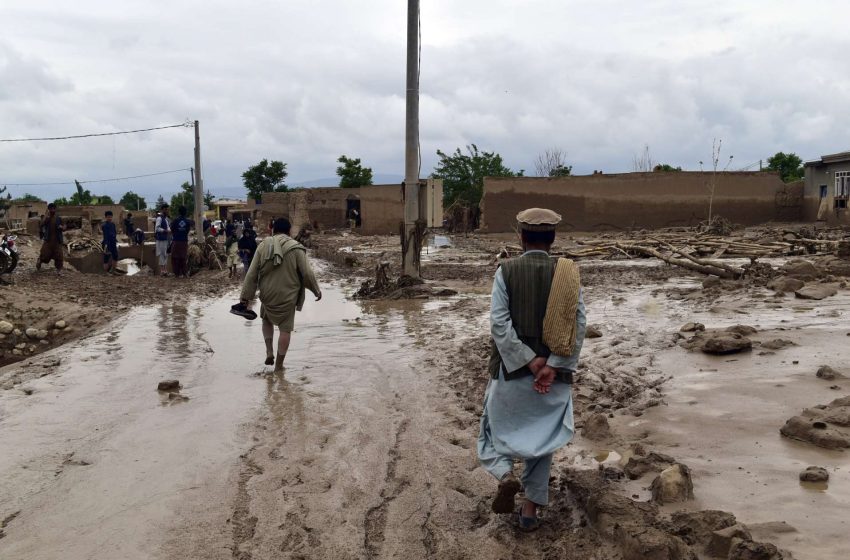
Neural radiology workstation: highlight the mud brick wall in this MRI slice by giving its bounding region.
[480,172,800,232]
[359,184,404,235]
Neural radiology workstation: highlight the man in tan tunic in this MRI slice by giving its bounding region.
[239,217,322,370]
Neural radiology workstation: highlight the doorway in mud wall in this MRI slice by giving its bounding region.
[346,197,361,227]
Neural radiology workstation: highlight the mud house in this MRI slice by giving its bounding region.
[247,180,443,235]
[803,151,850,224]
[209,198,249,221]
[479,171,802,232]
[4,200,48,230]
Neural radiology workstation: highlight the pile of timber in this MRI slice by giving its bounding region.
[497,228,849,280]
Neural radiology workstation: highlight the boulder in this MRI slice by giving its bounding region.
[650,463,694,504]
[780,396,850,450]
[25,327,38,339]
[157,380,182,392]
[581,413,611,440]
[701,334,752,355]
[706,524,753,558]
[669,510,737,546]
[795,284,838,300]
[680,322,705,333]
[54,320,67,329]
[0,321,13,334]
[760,339,794,351]
[728,539,784,560]
[799,466,829,482]
[767,276,805,293]
[585,325,603,339]
[817,366,844,380]
[703,276,722,289]
[781,259,819,280]
[726,325,758,336]
[623,452,676,480]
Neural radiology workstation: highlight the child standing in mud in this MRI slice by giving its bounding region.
[478,208,586,531]
[101,210,119,274]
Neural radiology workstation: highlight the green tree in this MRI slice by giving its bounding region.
[70,180,93,205]
[54,197,70,206]
[12,193,44,203]
[170,182,195,216]
[653,164,683,172]
[549,165,573,177]
[155,195,166,209]
[431,144,523,206]
[203,190,215,209]
[242,159,288,202]
[120,191,147,211]
[93,194,115,205]
[766,152,804,183]
[336,155,374,188]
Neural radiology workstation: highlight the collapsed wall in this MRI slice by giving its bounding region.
[480,172,801,232]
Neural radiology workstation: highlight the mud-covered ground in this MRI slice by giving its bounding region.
[1,228,849,559]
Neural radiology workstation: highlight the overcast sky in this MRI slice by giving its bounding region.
[1,0,848,201]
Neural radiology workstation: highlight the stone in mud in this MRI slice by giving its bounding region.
[728,539,785,560]
[585,325,603,339]
[706,524,753,558]
[726,325,758,336]
[581,412,611,440]
[669,509,737,546]
[780,259,819,280]
[779,396,850,449]
[767,276,805,293]
[36,329,48,340]
[54,320,67,329]
[613,524,694,560]
[680,322,705,333]
[816,366,844,380]
[794,284,838,300]
[623,452,676,480]
[0,321,13,334]
[13,329,22,337]
[157,380,182,392]
[25,327,38,339]
[703,276,722,289]
[799,466,829,482]
[701,334,752,355]
[760,339,794,351]
[168,392,190,402]
[650,463,694,504]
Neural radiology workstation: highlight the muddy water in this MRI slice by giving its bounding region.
[596,273,850,559]
[0,283,532,560]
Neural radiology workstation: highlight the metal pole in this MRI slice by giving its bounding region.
[402,0,421,278]
[193,121,204,237]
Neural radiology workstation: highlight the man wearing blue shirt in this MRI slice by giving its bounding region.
[101,211,119,274]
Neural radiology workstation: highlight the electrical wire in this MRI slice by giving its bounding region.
[0,121,192,143]
[2,167,192,187]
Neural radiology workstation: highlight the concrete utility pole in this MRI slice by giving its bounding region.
[401,0,421,278]
[193,120,204,236]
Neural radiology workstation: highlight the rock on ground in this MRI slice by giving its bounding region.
[680,322,705,333]
[728,539,786,560]
[795,284,839,300]
[781,259,819,280]
[585,325,603,338]
[706,523,753,558]
[701,333,753,355]
[780,396,850,449]
[157,380,182,392]
[767,276,805,293]
[817,366,844,380]
[623,452,676,480]
[650,463,694,504]
[799,466,829,482]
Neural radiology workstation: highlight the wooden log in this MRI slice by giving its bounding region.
[615,242,743,279]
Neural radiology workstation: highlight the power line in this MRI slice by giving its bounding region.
[2,167,192,187]
[0,121,192,143]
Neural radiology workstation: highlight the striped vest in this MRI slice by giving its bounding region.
[488,252,572,383]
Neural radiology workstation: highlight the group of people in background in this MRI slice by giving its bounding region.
[34,202,260,278]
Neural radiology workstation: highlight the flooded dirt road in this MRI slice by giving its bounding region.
[0,280,589,560]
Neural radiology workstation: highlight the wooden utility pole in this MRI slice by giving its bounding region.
[193,120,204,237]
[401,0,421,278]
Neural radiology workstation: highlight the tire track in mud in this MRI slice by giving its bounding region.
[363,417,411,559]
[231,453,263,560]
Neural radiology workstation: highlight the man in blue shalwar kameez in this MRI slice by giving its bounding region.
[478,208,586,531]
